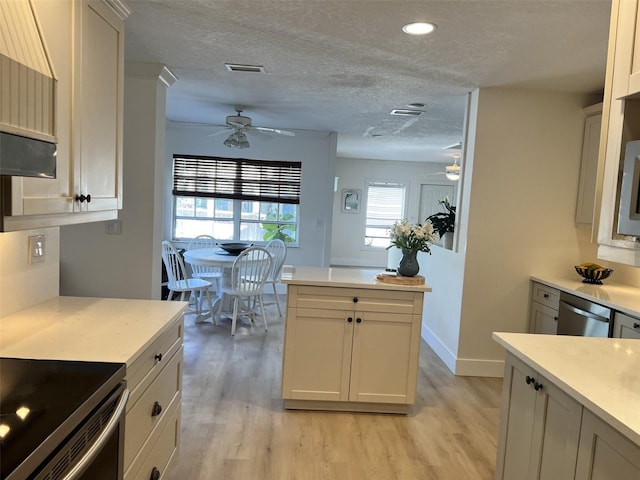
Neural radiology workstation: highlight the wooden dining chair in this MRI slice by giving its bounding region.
[215,246,273,336]
[187,234,223,306]
[162,241,214,318]
[264,239,287,316]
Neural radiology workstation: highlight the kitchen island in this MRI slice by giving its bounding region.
[0,296,187,480]
[493,332,640,480]
[280,266,431,414]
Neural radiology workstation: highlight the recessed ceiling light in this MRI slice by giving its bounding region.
[402,22,436,35]
[407,103,426,109]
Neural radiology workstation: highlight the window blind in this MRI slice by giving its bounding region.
[172,155,302,204]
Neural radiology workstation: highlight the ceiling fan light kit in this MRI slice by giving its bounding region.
[216,106,295,148]
[402,22,436,35]
[224,131,250,149]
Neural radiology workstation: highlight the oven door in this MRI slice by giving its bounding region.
[33,382,129,480]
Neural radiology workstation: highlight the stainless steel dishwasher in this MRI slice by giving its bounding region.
[557,291,612,337]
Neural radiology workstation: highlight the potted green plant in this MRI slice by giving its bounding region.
[426,197,456,249]
[262,212,296,242]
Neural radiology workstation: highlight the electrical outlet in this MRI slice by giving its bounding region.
[28,235,46,264]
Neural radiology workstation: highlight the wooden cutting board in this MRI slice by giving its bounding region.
[375,273,425,285]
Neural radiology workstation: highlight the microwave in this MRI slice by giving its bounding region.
[618,140,640,237]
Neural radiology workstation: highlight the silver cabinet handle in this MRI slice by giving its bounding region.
[62,388,130,480]
[559,301,609,323]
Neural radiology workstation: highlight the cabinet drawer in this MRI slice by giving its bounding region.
[125,392,181,480]
[291,285,420,315]
[612,312,640,339]
[126,318,183,407]
[124,346,182,470]
[531,282,560,309]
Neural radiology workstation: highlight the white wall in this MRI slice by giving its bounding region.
[165,124,338,267]
[423,88,604,376]
[59,64,172,299]
[0,227,59,317]
[330,158,457,267]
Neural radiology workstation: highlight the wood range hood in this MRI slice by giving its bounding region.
[0,0,57,178]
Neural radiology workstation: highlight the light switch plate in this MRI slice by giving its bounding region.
[28,234,46,264]
[105,220,122,235]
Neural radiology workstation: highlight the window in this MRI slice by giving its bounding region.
[364,182,406,247]
[172,155,301,243]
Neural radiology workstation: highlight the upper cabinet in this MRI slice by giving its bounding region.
[596,0,640,266]
[4,0,129,231]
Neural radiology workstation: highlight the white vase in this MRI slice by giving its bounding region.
[442,232,454,250]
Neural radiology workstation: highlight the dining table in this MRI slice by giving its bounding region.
[182,247,240,322]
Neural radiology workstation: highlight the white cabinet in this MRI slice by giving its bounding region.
[495,353,582,480]
[281,285,423,413]
[576,104,603,225]
[5,0,127,231]
[529,282,559,334]
[575,409,640,480]
[612,311,640,339]
[124,317,183,480]
[596,0,640,266]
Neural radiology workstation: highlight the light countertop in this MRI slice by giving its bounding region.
[281,266,432,292]
[531,275,640,317]
[493,332,640,447]
[0,296,187,365]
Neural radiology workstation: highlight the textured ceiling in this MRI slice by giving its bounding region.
[124,0,611,162]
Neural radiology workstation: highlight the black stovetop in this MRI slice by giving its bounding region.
[0,357,125,479]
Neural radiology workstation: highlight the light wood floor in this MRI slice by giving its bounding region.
[176,298,503,479]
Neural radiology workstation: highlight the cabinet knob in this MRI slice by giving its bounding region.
[356,318,362,323]
[634,323,640,329]
[534,382,543,391]
[525,375,535,385]
[353,297,358,303]
[554,316,558,321]
[151,401,163,417]
[150,467,161,480]
[347,317,353,323]
[543,293,549,298]
[154,353,163,362]
[76,193,89,203]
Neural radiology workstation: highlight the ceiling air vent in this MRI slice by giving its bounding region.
[390,109,423,116]
[225,63,266,73]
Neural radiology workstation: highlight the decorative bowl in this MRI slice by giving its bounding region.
[574,264,614,285]
[218,242,252,255]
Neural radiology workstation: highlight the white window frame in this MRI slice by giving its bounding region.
[363,181,408,248]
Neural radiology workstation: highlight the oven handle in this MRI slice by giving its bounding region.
[560,301,609,323]
[62,388,130,480]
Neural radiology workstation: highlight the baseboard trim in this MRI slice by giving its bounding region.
[421,324,505,378]
[454,358,505,378]
[421,324,457,374]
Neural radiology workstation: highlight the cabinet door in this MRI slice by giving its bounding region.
[349,311,419,404]
[495,355,539,480]
[11,0,75,216]
[496,355,582,480]
[575,109,602,225]
[628,2,640,95]
[281,307,353,402]
[74,0,124,211]
[575,410,640,480]
[530,302,558,335]
[530,374,582,480]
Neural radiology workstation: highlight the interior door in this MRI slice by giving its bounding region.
[419,184,455,223]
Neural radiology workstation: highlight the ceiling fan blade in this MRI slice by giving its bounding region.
[253,126,295,136]
[207,125,233,137]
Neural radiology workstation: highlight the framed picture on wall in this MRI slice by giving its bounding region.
[341,189,361,213]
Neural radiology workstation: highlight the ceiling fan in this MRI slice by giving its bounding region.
[423,154,461,181]
[210,106,295,149]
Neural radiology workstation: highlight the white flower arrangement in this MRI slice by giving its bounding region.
[387,219,437,253]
